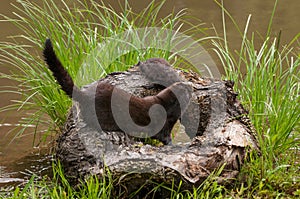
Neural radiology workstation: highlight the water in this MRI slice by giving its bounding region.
[0,0,299,188]
[0,152,53,185]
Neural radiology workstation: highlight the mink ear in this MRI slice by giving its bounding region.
[136,61,141,66]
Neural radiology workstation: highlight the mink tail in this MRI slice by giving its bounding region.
[43,39,81,99]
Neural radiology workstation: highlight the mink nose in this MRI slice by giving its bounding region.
[164,136,172,145]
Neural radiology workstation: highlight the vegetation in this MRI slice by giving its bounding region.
[0,0,299,198]
[212,0,300,197]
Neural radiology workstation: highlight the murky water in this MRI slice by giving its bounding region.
[1,0,299,187]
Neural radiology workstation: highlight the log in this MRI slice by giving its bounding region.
[55,65,259,197]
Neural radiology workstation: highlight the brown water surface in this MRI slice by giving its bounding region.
[0,0,299,187]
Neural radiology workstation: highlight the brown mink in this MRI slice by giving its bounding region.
[43,39,192,144]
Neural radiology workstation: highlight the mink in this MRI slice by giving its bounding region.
[43,39,192,145]
[137,58,182,87]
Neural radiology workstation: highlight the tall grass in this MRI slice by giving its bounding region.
[213,0,300,196]
[0,0,209,139]
[214,0,299,157]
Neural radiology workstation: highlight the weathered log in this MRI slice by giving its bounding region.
[55,65,259,197]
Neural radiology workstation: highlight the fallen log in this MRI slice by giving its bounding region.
[55,64,259,197]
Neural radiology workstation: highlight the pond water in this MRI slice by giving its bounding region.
[0,0,299,187]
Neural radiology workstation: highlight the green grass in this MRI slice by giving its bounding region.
[214,0,300,156]
[0,0,209,139]
[0,161,226,199]
[212,0,300,197]
[0,0,299,198]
